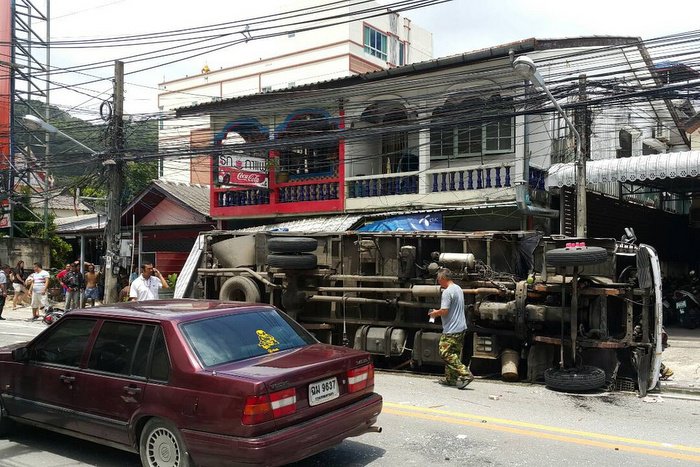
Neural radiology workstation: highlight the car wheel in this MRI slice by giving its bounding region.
[267,253,318,270]
[544,365,606,392]
[267,237,318,253]
[219,276,261,303]
[546,246,607,267]
[140,418,191,467]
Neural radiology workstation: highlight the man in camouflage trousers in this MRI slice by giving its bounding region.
[429,268,474,389]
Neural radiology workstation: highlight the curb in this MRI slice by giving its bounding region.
[660,382,700,397]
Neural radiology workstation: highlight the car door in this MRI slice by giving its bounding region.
[72,321,154,446]
[4,318,97,430]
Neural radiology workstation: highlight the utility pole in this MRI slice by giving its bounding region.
[103,60,125,304]
[576,74,589,238]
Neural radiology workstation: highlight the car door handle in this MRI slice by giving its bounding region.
[59,375,75,383]
[123,385,142,394]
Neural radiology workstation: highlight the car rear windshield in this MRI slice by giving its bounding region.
[181,309,317,367]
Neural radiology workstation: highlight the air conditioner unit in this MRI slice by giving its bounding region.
[654,126,671,143]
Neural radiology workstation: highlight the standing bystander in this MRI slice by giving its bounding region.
[56,263,71,301]
[0,264,10,320]
[129,263,168,301]
[27,262,50,320]
[12,260,29,309]
[83,263,101,307]
[64,262,84,311]
[428,268,474,389]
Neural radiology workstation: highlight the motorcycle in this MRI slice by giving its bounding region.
[42,305,65,326]
[671,289,700,329]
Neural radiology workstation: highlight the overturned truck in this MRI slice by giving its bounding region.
[177,230,663,394]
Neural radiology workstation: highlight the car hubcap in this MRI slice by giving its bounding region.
[147,427,180,467]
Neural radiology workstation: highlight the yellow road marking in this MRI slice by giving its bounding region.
[383,404,700,463]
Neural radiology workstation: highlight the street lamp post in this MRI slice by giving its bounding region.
[21,113,102,284]
[22,115,99,156]
[512,56,587,238]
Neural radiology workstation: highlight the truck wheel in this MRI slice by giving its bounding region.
[544,365,606,392]
[219,276,261,303]
[267,253,317,270]
[268,237,318,253]
[546,246,607,267]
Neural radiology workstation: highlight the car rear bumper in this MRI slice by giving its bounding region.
[182,392,383,467]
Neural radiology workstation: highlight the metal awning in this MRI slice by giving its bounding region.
[547,151,700,192]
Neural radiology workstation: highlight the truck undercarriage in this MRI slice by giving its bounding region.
[179,229,662,394]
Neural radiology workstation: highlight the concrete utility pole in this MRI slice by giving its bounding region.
[576,74,588,238]
[103,60,125,304]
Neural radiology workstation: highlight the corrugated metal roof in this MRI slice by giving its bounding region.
[176,36,641,115]
[547,151,700,187]
[153,180,210,216]
[55,213,105,234]
[29,195,91,213]
[237,214,363,233]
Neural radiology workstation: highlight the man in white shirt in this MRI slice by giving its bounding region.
[27,262,50,320]
[129,262,169,301]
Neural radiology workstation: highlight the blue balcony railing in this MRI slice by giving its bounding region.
[429,165,511,193]
[346,173,419,198]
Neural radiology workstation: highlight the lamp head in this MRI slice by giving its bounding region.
[21,114,58,134]
[512,56,537,79]
[512,55,545,89]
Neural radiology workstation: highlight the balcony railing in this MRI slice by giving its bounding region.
[217,189,270,207]
[346,172,420,198]
[278,180,339,203]
[428,164,512,193]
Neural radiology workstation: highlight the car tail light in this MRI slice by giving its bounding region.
[347,363,374,393]
[242,388,297,425]
[270,388,296,417]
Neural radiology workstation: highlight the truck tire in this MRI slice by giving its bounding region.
[544,365,606,392]
[268,237,318,253]
[546,246,607,267]
[219,276,261,303]
[267,253,317,270]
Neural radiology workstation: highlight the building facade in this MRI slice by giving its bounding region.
[157,0,433,186]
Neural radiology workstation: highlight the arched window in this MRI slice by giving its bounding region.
[276,110,339,179]
[431,95,514,163]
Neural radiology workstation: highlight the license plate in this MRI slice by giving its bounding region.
[677,300,687,309]
[308,377,339,406]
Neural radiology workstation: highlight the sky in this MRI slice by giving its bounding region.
[44,0,699,118]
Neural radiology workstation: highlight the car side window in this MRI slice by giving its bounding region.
[88,321,142,375]
[32,318,96,367]
[132,326,156,378]
[149,327,170,382]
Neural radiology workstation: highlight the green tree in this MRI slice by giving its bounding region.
[10,188,73,267]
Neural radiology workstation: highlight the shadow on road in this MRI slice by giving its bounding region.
[2,424,385,466]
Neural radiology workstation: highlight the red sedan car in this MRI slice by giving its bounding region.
[0,300,383,466]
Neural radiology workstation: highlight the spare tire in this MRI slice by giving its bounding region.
[268,237,318,253]
[546,246,607,267]
[544,365,606,392]
[219,276,261,303]
[267,253,317,270]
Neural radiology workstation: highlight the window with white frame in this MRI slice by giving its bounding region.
[399,42,405,66]
[364,25,387,61]
[430,96,514,162]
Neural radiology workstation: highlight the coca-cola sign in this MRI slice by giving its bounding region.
[217,151,269,188]
[218,167,268,188]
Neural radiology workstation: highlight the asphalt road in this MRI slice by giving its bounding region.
[1,320,699,466]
